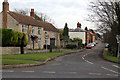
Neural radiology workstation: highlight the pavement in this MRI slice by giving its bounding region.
[1,42,120,79]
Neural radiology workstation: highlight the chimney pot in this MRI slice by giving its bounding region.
[4,0,8,2]
[30,9,35,18]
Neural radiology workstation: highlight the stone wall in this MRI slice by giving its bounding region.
[1,47,27,54]
[0,12,2,27]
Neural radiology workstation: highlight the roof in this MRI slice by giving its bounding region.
[8,11,59,32]
[70,27,86,32]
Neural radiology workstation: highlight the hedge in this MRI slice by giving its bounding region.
[66,44,77,49]
[1,28,27,47]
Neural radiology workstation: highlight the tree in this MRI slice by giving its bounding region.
[88,0,120,57]
[85,27,88,31]
[14,8,55,24]
[62,23,69,41]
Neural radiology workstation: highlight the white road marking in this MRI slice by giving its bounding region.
[43,71,56,74]
[64,72,77,74]
[82,54,94,64]
[106,74,118,76]
[89,73,101,75]
[22,71,35,72]
[3,70,14,72]
[101,66,120,74]
[106,74,111,76]
[112,65,120,69]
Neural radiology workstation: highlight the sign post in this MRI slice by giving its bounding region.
[45,34,49,53]
[116,35,120,58]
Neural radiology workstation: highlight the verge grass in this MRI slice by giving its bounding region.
[2,52,70,65]
[103,49,120,62]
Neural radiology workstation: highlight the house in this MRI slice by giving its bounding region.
[69,22,96,45]
[0,0,60,49]
[86,29,96,44]
[69,22,86,44]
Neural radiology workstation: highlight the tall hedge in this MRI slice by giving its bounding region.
[1,28,27,47]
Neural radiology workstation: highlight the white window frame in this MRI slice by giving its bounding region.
[45,39,48,45]
[32,26,34,34]
[22,25,27,33]
[38,27,41,35]
[38,38,41,46]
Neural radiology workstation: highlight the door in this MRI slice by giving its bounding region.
[50,38,55,47]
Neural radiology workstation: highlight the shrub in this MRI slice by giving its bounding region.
[66,44,77,49]
[1,28,27,47]
[44,45,50,49]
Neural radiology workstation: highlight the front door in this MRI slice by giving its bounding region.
[50,38,55,47]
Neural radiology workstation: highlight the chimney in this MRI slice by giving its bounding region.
[30,9,35,18]
[3,0,9,12]
[2,0,9,28]
[77,22,81,28]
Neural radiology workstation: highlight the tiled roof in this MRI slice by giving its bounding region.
[70,27,86,32]
[8,11,59,32]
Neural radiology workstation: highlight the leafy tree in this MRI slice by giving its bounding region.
[62,23,69,41]
[1,28,27,54]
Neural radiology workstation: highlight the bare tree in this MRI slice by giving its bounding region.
[88,0,120,57]
[14,8,55,24]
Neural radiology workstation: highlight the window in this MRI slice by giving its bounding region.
[38,38,41,46]
[38,27,41,35]
[32,26,34,34]
[22,25,27,33]
[45,39,48,45]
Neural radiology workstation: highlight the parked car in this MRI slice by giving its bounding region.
[105,44,109,48]
[93,42,96,46]
[86,44,92,49]
[95,41,98,44]
[89,43,95,47]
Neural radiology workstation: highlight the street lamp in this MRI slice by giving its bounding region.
[116,35,120,58]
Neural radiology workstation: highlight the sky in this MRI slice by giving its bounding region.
[0,0,97,30]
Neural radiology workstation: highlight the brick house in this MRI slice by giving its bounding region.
[86,29,96,44]
[0,0,60,49]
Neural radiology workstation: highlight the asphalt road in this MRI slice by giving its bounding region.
[2,42,120,78]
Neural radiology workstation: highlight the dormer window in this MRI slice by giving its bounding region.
[22,25,27,33]
[32,26,34,34]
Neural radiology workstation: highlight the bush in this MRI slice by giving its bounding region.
[66,44,77,49]
[44,45,50,49]
[1,28,27,47]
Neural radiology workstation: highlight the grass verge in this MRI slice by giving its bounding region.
[103,49,120,62]
[2,59,40,65]
[2,52,70,65]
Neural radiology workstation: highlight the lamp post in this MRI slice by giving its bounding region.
[116,35,120,58]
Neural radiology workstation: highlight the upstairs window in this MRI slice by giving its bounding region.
[32,26,34,34]
[22,25,27,33]
[38,27,41,35]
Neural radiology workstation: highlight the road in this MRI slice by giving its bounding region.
[2,42,119,78]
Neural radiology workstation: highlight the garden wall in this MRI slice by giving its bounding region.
[0,47,27,54]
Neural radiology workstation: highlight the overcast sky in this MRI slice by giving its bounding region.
[0,0,96,30]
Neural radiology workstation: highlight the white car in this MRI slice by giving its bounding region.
[89,43,94,47]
